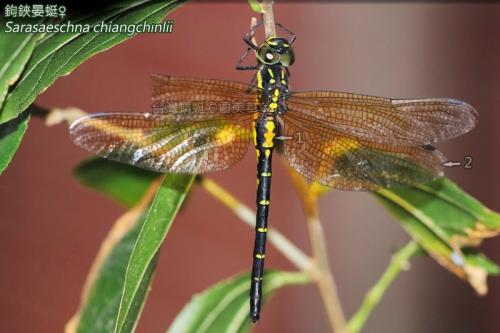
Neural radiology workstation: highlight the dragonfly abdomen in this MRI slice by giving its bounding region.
[250,113,277,322]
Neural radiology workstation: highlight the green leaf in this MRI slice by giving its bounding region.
[463,250,500,276]
[0,20,40,109]
[0,112,30,175]
[247,0,262,13]
[76,211,147,333]
[115,174,195,333]
[74,157,160,208]
[0,0,187,124]
[168,270,311,333]
[375,177,500,294]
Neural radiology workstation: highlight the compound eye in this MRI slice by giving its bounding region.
[257,45,280,65]
[280,49,295,67]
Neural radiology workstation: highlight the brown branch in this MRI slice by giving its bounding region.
[261,0,276,38]
[288,167,348,333]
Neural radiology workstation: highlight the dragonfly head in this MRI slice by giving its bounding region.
[257,37,295,67]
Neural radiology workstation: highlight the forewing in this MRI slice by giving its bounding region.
[288,91,478,145]
[69,112,253,174]
[281,112,446,191]
[152,74,260,116]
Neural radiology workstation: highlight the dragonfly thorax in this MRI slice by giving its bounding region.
[256,64,289,114]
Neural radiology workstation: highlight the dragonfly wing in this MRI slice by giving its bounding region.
[288,92,478,145]
[281,112,446,190]
[69,112,254,174]
[152,74,260,115]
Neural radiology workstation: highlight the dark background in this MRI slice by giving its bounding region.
[1,2,499,332]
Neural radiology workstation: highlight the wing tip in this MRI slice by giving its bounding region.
[447,98,479,134]
[68,114,91,135]
[392,97,479,138]
[460,99,479,124]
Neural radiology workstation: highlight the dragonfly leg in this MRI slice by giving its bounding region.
[237,21,262,71]
[243,20,262,50]
[275,22,296,45]
[236,47,258,71]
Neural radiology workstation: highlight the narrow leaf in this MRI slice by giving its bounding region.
[0,20,40,109]
[74,211,147,333]
[375,177,500,294]
[0,112,29,175]
[74,157,160,208]
[68,178,160,333]
[168,270,311,333]
[0,0,186,124]
[247,0,262,13]
[115,174,195,333]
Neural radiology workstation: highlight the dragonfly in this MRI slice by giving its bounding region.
[69,22,478,322]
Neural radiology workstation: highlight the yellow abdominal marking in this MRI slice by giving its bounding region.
[261,172,271,177]
[265,149,271,157]
[257,227,268,232]
[269,102,278,110]
[259,200,270,205]
[262,120,275,147]
[255,254,266,259]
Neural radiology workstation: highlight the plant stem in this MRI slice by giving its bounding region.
[347,241,420,333]
[287,168,347,333]
[307,213,347,333]
[199,177,314,273]
[261,0,276,38]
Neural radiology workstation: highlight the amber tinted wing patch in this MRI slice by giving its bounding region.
[69,112,254,174]
[281,111,446,191]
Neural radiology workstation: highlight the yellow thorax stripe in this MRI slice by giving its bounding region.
[257,70,263,89]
